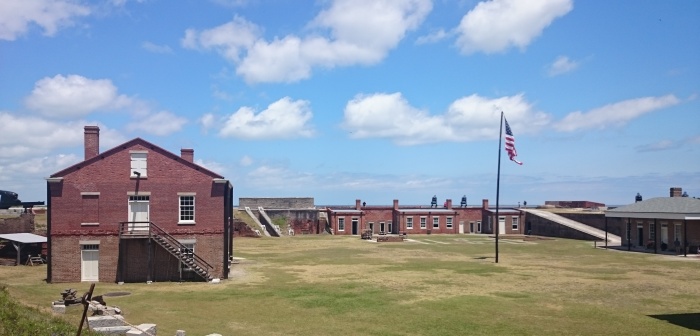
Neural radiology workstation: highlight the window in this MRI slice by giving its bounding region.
[512,216,519,230]
[179,195,195,224]
[433,217,439,229]
[649,222,655,240]
[675,223,682,243]
[388,221,393,233]
[368,222,374,233]
[130,152,148,177]
[477,221,482,233]
[446,217,453,229]
[338,218,345,231]
[406,217,413,229]
[420,217,427,229]
[81,193,99,225]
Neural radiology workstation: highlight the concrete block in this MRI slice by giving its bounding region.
[126,323,156,335]
[88,315,126,328]
[52,303,66,314]
[175,330,186,336]
[92,326,132,335]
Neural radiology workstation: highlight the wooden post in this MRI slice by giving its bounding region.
[77,283,95,336]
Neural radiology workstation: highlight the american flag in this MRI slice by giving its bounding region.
[504,117,522,165]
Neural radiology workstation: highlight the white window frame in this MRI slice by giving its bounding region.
[406,217,413,229]
[338,217,345,231]
[420,217,427,229]
[432,217,439,229]
[649,222,655,240]
[130,151,148,178]
[446,217,453,229]
[388,221,393,233]
[512,216,519,230]
[178,195,195,224]
[477,221,482,233]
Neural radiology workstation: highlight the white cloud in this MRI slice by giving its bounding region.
[547,55,579,76]
[194,158,227,175]
[219,97,315,140]
[455,0,573,54]
[636,140,678,152]
[142,41,173,54]
[183,0,432,83]
[554,95,681,132]
[342,92,549,145]
[199,113,216,133]
[181,15,261,62]
[240,155,253,166]
[126,111,188,136]
[415,28,449,45]
[25,74,132,118]
[247,165,315,189]
[0,0,90,41]
[0,112,128,158]
[24,74,187,135]
[343,92,449,145]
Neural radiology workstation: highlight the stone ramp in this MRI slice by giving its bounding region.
[257,207,282,237]
[244,207,270,237]
[522,209,621,246]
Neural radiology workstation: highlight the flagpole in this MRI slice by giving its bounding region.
[495,111,503,263]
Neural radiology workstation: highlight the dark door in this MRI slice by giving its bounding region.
[352,219,358,235]
[637,227,644,246]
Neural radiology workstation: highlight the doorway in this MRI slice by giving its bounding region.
[637,225,644,246]
[459,221,465,234]
[81,244,99,282]
[128,195,150,232]
[351,218,358,235]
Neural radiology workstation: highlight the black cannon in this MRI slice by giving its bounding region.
[0,190,45,210]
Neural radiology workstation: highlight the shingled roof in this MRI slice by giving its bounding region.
[606,197,700,220]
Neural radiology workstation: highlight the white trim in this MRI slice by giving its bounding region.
[606,212,692,220]
[213,178,228,184]
[81,192,100,196]
[177,238,196,245]
[46,177,63,183]
[127,191,151,196]
[80,240,100,245]
[81,223,100,226]
[129,150,149,154]
[177,192,196,196]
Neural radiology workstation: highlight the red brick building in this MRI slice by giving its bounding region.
[46,126,233,283]
[327,198,491,235]
[481,199,526,235]
[606,188,700,255]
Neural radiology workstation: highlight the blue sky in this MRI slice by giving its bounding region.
[1,0,698,207]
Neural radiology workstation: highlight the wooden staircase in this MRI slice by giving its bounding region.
[119,221,214,282]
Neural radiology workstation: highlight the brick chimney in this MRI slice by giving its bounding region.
[355,199,361,210]
[670,187,682,197]
[446,199,452,209]
[482,199,489,210]
[393,199,399,210]
[181,148,194,163]
[84,126,100,160]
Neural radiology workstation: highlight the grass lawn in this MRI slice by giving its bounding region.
[1,235,699,335]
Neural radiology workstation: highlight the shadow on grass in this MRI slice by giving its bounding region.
[648,313,700,331]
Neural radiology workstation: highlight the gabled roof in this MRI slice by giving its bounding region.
[50,137,224,179]
[605,197,700,220]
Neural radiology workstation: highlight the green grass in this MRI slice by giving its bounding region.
[1,235,699,335]
[0,286,99,336]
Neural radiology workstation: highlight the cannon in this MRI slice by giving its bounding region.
[0,190,44,210]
